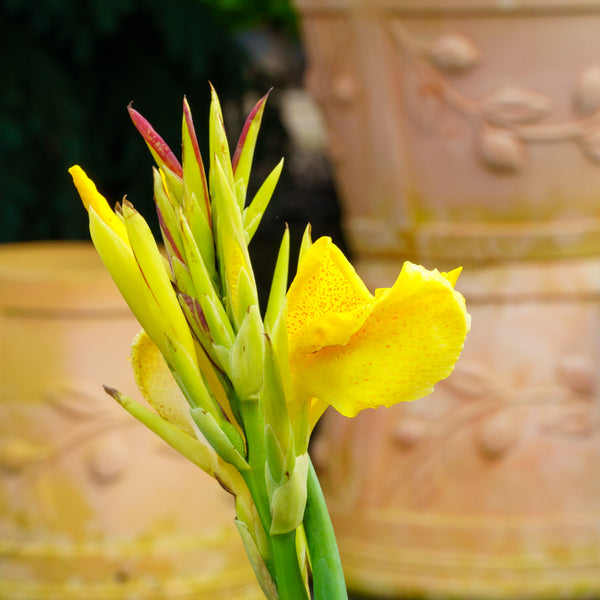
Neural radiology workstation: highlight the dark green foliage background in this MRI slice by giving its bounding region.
[0,0,297,242]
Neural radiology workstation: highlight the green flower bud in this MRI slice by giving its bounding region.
[190,407,248,472]
[230,304,265,401]
[268,453,309,535]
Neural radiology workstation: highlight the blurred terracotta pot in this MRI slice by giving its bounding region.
[294,1,600,598]
[0,242,260,600]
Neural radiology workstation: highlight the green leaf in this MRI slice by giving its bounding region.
[232,90,270,196]
[265,226,289,336]
[209,83,234,194]
[182,96,210,224]
[244,158,283,241]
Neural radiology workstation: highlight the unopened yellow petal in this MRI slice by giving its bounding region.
[122,201,196,359]
[287,237,373,355]
[131,330,197,437]
[69,165,128,244]
[88,208,165,345]
[290,261,470,417]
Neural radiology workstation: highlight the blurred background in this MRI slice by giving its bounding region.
[4,2,600,599]
[0,0,344,286]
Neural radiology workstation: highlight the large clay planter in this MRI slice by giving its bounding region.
[294,1,600,598]
[0,242,261,599]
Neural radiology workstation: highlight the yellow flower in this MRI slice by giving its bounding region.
[286,237,470,419]
[69,165,196,362]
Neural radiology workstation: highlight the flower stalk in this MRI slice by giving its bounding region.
[70,86,470,599]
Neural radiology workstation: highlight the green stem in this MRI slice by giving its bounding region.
[240,400,309,600]
[271,530,309,600]
[304,458,348,600]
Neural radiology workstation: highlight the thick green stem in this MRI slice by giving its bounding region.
[240,400,309,600]
[304,458,348,600]
[271,530,309,600]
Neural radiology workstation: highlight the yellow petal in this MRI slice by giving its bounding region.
[88,207,166,347]
[290,261,470,417]
[131,330,197,437]
[122,201,196,359]
[287,237,373,355]
[69,165,128,244]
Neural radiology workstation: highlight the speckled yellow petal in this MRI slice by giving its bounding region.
[290,261,470,417]
[287,237,373,354]
[69,165,128,244]
[131,329,197,437]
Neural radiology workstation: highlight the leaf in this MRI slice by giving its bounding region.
[543,406,600,439]
[45,380,104,420]
[482,86,552,125]
[427,33,481,74]
[442,361,502,400]
[476,411,518,460]
[478,126,526,172]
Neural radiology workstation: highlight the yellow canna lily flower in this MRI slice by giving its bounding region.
[286,237,471,419]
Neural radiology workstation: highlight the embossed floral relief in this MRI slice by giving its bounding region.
[389,23,600,174]
[314,353,600,510]
[0,379,175,532]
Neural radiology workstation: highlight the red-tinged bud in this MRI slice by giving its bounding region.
[128,103,183,178]
[232,89,271,176]
[183,97,210,221]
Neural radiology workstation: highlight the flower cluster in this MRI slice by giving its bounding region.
[70,87,470,600]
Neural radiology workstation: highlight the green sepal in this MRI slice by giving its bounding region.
[230,304,265,401]
[244,159,284,241]
[209,83,234,194]
[261,335,292,457]
[235,178,246,211]
[170,257,196,298]
[161,164,184,206]
[190,407,249,472]
[183,192,217,285]
[232,90,270,192]
[264,423,286,485]
[164,334,220,418]
[154,169,184,261]
[213,345,231,373]
[232,267,260,332]
[179,208,220,302]
[264,226,289,336]
[235,519,278,600]
[103,387,220,478]
[235,494,270,560]
[199,293,235,351]
[269,309,291,401]
[267,453,309,535]
[298,223,313,265]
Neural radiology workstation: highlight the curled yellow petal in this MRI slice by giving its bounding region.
[131,329,197,437]
[69,165,128,244]
[287,237,373,355]
[287,239,470,418]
